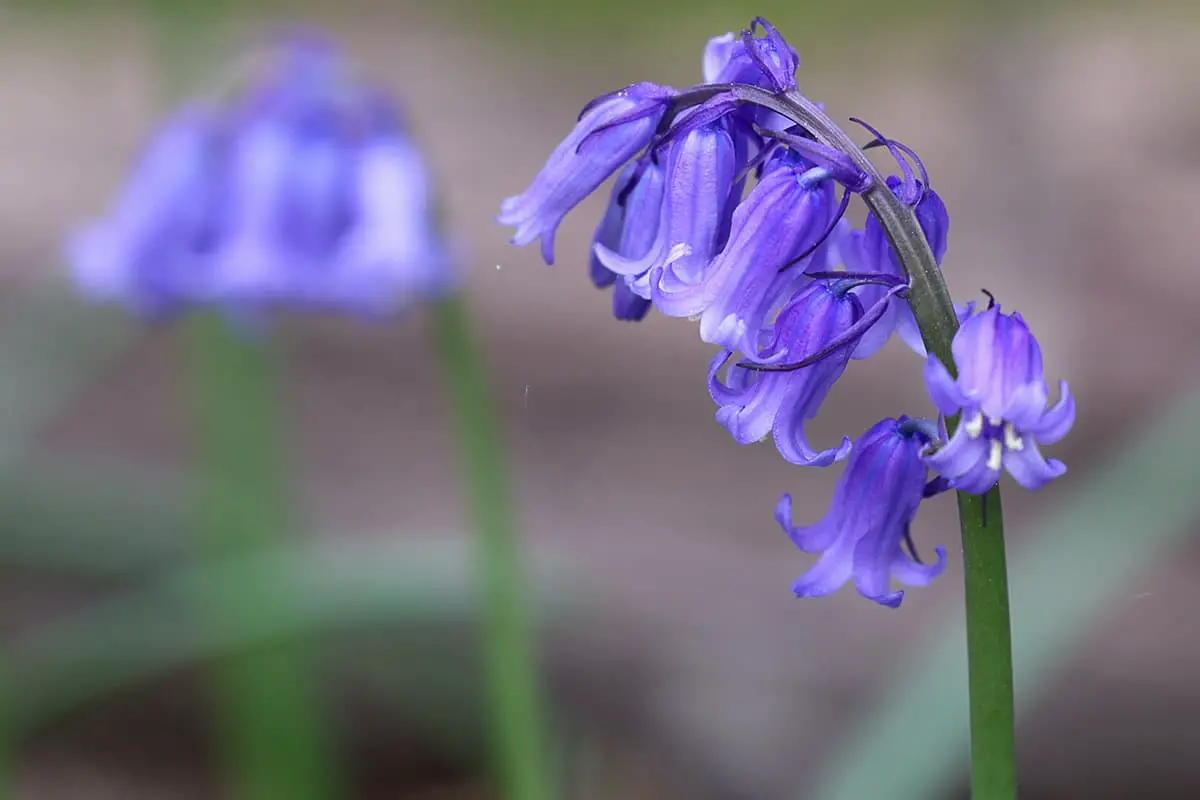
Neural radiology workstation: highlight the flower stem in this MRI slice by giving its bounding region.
[737,84,1017,798]
[957,489,1015,799]
[429,296,552,800]
[186,316,342,800]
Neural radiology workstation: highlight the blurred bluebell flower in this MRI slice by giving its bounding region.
[70,33,453,317]
[776,417,947,607]
[924,304,1075,493]
[499,82,676,265]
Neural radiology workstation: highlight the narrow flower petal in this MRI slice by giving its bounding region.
[1003,441,1066,491]
[1030,381,1075,445]
[775,493,838,553]
[891,545,948,587]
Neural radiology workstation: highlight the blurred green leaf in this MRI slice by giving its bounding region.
[812,385,1200,800]
[3,537,569,739]
[0,457,189,579]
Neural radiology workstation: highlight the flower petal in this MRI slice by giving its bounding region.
[925,427,991,491]
[693,158,835,351]
[1003,440,1066,491]
[1030,380,1075,445]
[594,122,735,281]
[791,541,855,600]
[612,278,651,321]
[891,544,948,587]
[923,355,970,415]
[776,493,839,553]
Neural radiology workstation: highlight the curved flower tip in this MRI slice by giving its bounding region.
[777,417,944,607]
[702,18,798,97]
[68,39,455,319]
[498,82,675,265]
[924,305,1075,493]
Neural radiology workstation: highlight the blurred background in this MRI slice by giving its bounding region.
[1,0,1199,797]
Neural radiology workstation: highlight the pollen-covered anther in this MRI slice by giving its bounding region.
[964,411,983,439]
[987,439,1004,472]
[1003,423,1024,452]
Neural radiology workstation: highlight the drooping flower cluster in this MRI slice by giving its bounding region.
[71,33,454,318]
[499,18,1075,606]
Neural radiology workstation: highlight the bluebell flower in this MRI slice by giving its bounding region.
[845,175,951,359]
[776,417,947,607]
[691,151,838,353]
[708,279,861,466]
[593,120,740,310]
[924,304,1075,493]
[70,34,453,317]
[587,160,665,322]
[72,106,221,315]
[704,17,798,91]
[498,82,676,265]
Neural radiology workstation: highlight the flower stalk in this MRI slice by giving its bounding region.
[495,19,1070,798]
[186,315,342,800]
[707,81,1016,798]
[431,295,553,800]
[753,85,1015,799]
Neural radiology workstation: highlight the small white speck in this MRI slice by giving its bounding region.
[1133,592,1152,601]
[495,264,503,270]
[523,384,530,408]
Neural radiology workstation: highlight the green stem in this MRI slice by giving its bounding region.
[430,296,551,800]
[957,489,1015,799]
[186,316,341,800]
[734,84,1016,797]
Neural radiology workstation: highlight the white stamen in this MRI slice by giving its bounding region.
[964,412,984,439]
[1004,423,1024,451]
[987,439,1004,471]
[665,242,693,266]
